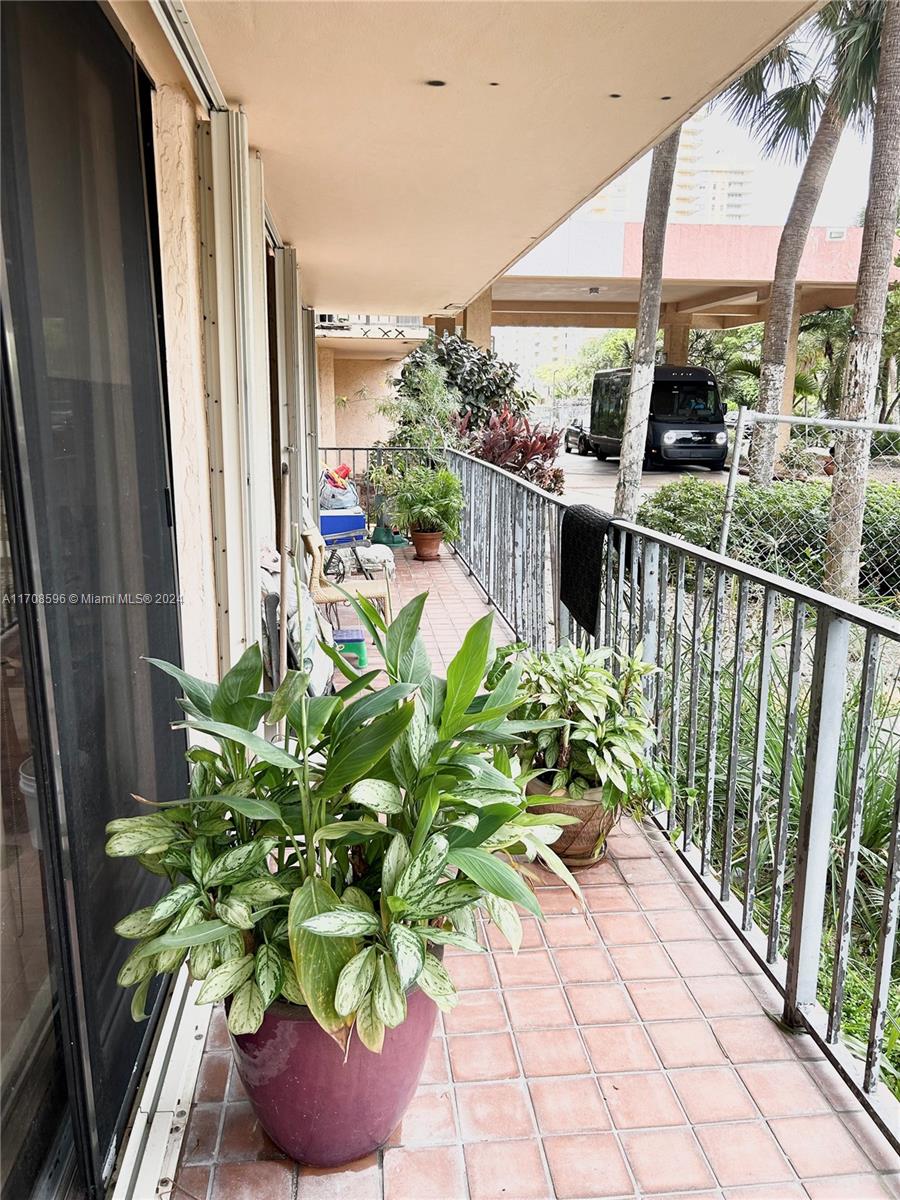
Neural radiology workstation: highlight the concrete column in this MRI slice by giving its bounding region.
[316,345,336,446]
[663,322,691,366]
[462,287,492,350]
[433,314,456,340]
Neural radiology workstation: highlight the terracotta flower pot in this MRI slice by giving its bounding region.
[526,776,617,868]
[229,985,438,1166]
[410,529,444,561]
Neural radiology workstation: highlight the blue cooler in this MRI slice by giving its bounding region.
[320,506,366,545]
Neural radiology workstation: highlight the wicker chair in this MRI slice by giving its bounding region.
[301,526,392,621]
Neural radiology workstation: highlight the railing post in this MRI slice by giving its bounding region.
[640,540,660,669]
[784,609,851,1025]
[718,405,750,556]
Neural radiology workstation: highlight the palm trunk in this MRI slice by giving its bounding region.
[824,0,900,601]
[750,90,846,485]
[615,127,681,520]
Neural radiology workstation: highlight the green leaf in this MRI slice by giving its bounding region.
[317,702,415,798]
[396,834,449,902]
[421,927,483,953]
[301,907,380,937]
[218,794,284,823]
[135,919,230,960]
[114,904,171,940]
[117,942,157,987]
[373,955,406,1028]
[280,956,305,1005]
[174,718,302,770]
[440,613,494,737]
[231,877,289,904]
[382,835,410,900]
[227,979,265,1035]
[388,923,425,990]
[196,954,255,1004]
[289,695,341,750]
[215,897,255,929]
[346,779,402,814]
[448,847,541,918]
[205,839,277,889]
[269,669,308,724]
[216,642,263,710]
[313,820,392,844]
[341,886,375,913]
[189,940,218,981]
[485,894,523,952]
[417,952,458,1012]
[354,989,384,1053]
[400,880,482,920]
[385,593,427,680]
[400,635,432,687]
[150,884,200,925]
[255,943,284,1007]
[334,668,380,700]
[289,878,357,1042]
[335,946,377,1017]
[131,975,153,1022]
[143,656,216,716]
[106,822,178,859]
[332,685,417,742]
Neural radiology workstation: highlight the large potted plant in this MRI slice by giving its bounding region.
[518,642,669,867]
[390,463,464,560]
[106,594,574,1166]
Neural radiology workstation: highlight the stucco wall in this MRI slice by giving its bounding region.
[333,357,397,447]
[317,346,336,447]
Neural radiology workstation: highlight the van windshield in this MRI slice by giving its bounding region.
[651,380,721,423]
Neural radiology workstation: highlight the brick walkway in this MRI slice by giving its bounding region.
[172,548,900,1200]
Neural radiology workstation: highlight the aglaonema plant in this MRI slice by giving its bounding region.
[106,590,578,1051]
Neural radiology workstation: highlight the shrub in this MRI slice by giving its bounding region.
[636,476,900,608]
[397,333,532,431]
[466,406,564,495]
[379,350,462,450]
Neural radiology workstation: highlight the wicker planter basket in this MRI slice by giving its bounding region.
[526,776,617,867]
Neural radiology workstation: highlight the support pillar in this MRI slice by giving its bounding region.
[462,287,492,350]
[433,314,456,341]
[663,322,691,366]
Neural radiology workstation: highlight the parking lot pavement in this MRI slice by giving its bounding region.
[559,447,718,511]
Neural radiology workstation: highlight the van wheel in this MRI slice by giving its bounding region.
[711,458,728,472]
[564,442,571,453]
[594,446,607,461]
[579,437,590,456]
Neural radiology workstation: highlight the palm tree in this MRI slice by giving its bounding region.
[614,127,681,520]
[719,0,884,484]
[824,0,900,599]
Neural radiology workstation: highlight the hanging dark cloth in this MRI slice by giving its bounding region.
[560,504,612,635]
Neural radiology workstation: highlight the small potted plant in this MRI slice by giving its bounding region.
[391,463,464,560]
[106,594,574,1167]
[518,642,669,867]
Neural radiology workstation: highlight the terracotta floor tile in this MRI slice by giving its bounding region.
[670,1067,757,1123]
[710,1016,795,1064]
[464,1139,550,1200]
[696,1122,794,1188]
[617,858,674,884]
[420,1038,449,1085]
[647,910,712,942]
[769,1114,873,1177]
[537,888,586,916]
[583,1024,658,1073]
[518,1028,591,1076]
[594,912,656,945]
[212,1161,295,1200]
[494,949,558,988]
[621,1127,716,1193]
[840,1110,900,1172]
[648,1020,727,1069]
[665,939,737,978]
[544,914,600,947]
[206,1007,230,1050]
[566,982,635,1025]
[383,1145,467,1200]
[182,1105,222,1165]
[444,988,508,1034]
[687,976,762,1018]
[803,1060,863,1111]
[553,946,616,983]
[571,858,624,885]
[456,1080,535,1141]
[609,943,677,980]
[583,885,638,912]
[219,1101,286,1162]
[632,884,691,910]
[505,986,573,1030]
[227,1068,247,1101]
[529,1076,610,1135]
[297,1153,381,1199]
[721,1186,806,1200]
[172,1165,211,1200]
[599,1071,684,1130]
[448,1032,519,1082]
[803,1174,894,1198]
[626,979,700,1022]
[543,1132,634,1198]
[736,1062,829,1118]
[389,1086,456,1147]
[721,939,765,977]
[448,953,495,990]
[607,833,656,859]
[681,883,716,909]
[194,1052,231,1104]
[486,917,544,950]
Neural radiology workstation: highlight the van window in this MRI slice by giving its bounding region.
[651,380,720,422]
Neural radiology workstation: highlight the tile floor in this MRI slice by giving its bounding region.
[170,548,900,1200]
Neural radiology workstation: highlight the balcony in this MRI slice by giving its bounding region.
[168,456,900,1197]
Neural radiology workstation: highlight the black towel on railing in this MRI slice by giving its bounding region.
[560,504,612,635]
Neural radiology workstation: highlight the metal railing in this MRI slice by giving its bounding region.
[321,443,900,1146]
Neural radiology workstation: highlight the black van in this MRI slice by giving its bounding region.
[589,366,728,470]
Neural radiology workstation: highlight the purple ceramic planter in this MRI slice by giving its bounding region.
[229,985,439,1166]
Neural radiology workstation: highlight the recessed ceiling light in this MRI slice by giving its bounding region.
[425,79,446,87]
[489,81,499,87]
[588,287,601,295]
[609,93,622,99]
[660,95,672,100]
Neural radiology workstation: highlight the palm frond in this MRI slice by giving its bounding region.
[716,41,809,130]
[725,355,762,380]
[756,78,828,161]
[829,0,883,130]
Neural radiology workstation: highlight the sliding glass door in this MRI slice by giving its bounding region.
[2,2,187,1193]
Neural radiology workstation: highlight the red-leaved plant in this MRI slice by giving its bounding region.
[460,406,564,495]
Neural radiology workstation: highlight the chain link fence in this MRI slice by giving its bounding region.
[718,412,900,615]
